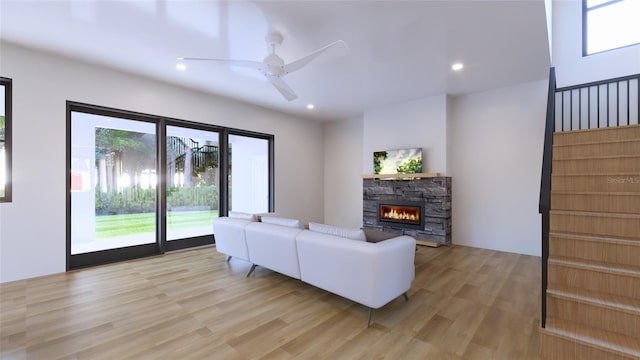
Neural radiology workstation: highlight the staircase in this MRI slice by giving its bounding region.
[539,124,640,359]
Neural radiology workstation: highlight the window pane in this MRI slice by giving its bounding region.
[71,112,157,254]
[166,126,219,240]
[586,0,616,9]
[586,0,640,54]
[0,84,5,198]
[228,134,269,214]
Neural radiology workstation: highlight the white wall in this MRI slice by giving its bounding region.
[545,0,553,63]
[362,95,449,175]
[0,42,324,283]
[323,83,546,256]
[323,117,363,228]
[553,0,640,87]
[324,95,450,229]
[451,80,547,256]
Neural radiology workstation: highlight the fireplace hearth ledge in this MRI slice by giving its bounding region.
[361,172,440,180]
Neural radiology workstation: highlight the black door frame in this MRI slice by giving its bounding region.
[66,102,274,270]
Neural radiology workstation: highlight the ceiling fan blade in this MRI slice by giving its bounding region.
[177,57,265,71]
[283,40,349,74]
[268,76,298,101]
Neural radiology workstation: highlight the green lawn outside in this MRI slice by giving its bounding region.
[96,210,219,238]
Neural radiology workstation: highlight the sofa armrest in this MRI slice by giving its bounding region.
[296,231,416,309]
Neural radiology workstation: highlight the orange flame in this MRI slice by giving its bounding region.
[381,205,420,222]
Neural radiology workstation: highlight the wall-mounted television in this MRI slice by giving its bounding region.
[373,148,422,175]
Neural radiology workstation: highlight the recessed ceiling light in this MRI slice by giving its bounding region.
[452,62,464,71]
[176,63,187,71]
[307,104,315,110]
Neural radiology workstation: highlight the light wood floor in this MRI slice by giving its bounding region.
[1,244,541,359]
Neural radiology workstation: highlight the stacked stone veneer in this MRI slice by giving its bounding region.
[363,177,452,245]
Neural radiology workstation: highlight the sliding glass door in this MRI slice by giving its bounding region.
[228,134,270,214]
[69,109,159,267]
[68,103,274,269]
[165,125,219,250]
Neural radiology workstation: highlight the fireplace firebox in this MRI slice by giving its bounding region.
[378,202,424,229]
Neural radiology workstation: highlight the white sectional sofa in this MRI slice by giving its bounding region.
[212,214,416,327]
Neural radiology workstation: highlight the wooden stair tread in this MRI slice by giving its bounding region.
[553,124,640,136]
[544,318,640,358]
[550,210,640,219]
[553,154,640,161]
[553,138,640,147]
[548,256,640,278]
[547,286,640,316]
[552,172,640,176]
[553,124,640,133]
[549,232,640,247]
[551,191,640,196]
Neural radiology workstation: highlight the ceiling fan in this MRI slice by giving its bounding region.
[177,32,349,102]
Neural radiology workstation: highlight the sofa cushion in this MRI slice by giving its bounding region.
[255,212,279,222]
[308,222,366,241]
[228,211,256,221]
[261,216,303,229]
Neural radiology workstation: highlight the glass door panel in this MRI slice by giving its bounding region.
[166,126,219,241]
[228,134,269,214]
[0,84,6,198]
[71,112,157,255]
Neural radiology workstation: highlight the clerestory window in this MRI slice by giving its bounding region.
[583,0,640,55]
[0,77,12,203]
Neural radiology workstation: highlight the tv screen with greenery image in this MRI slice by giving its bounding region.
[373,148,422,175]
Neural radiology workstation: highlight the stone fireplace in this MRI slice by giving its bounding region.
[363,176,451,246]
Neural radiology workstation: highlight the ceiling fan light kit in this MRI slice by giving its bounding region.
[178,31,349,102]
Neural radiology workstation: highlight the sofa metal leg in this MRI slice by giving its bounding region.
[246,264,257,277]
[367,308,373,328]
[403,292,409,301]
[226,256,232,262]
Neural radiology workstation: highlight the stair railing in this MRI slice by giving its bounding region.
[555,73,640,131]
[539,67,556,329]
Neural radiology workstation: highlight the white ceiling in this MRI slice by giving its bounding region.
[0,0,551,122]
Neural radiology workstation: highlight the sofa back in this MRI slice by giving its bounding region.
[295,230,416,309]
[245,222,304,279]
